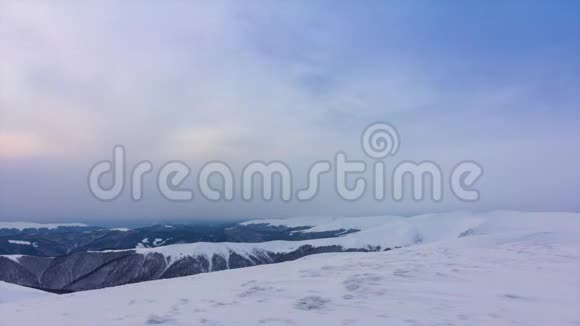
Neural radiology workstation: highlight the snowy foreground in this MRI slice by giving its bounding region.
[0,281,52,304]
[1,214,579,325]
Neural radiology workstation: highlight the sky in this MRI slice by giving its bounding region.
[1,1,580,223]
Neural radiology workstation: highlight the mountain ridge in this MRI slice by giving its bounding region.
[1,211,578,292]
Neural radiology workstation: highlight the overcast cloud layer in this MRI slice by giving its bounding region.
[1,1,580,222]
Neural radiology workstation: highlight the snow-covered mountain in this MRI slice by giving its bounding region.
[137,210,580,259]
[1,219,578,325]
[1,211,579,293]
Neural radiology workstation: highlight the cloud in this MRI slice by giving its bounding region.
[1,1,580,220]
[0,130,53,158]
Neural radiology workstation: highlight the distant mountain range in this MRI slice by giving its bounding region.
[0,218,369,292]
[0,221,356,257]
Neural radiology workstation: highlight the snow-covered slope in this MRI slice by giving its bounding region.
[0,282,52,304]
[140,211,580,258]
[1,226,578,325]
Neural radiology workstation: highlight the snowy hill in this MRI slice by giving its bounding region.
[0,281,53,304]
[1,225,578,325]
[140,210,580,257]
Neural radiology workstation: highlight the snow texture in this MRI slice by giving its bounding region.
[8,240,32,245]
[0,281,53,304]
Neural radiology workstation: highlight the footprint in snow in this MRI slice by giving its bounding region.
[294,296,330,311]
[146,314,175,325]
